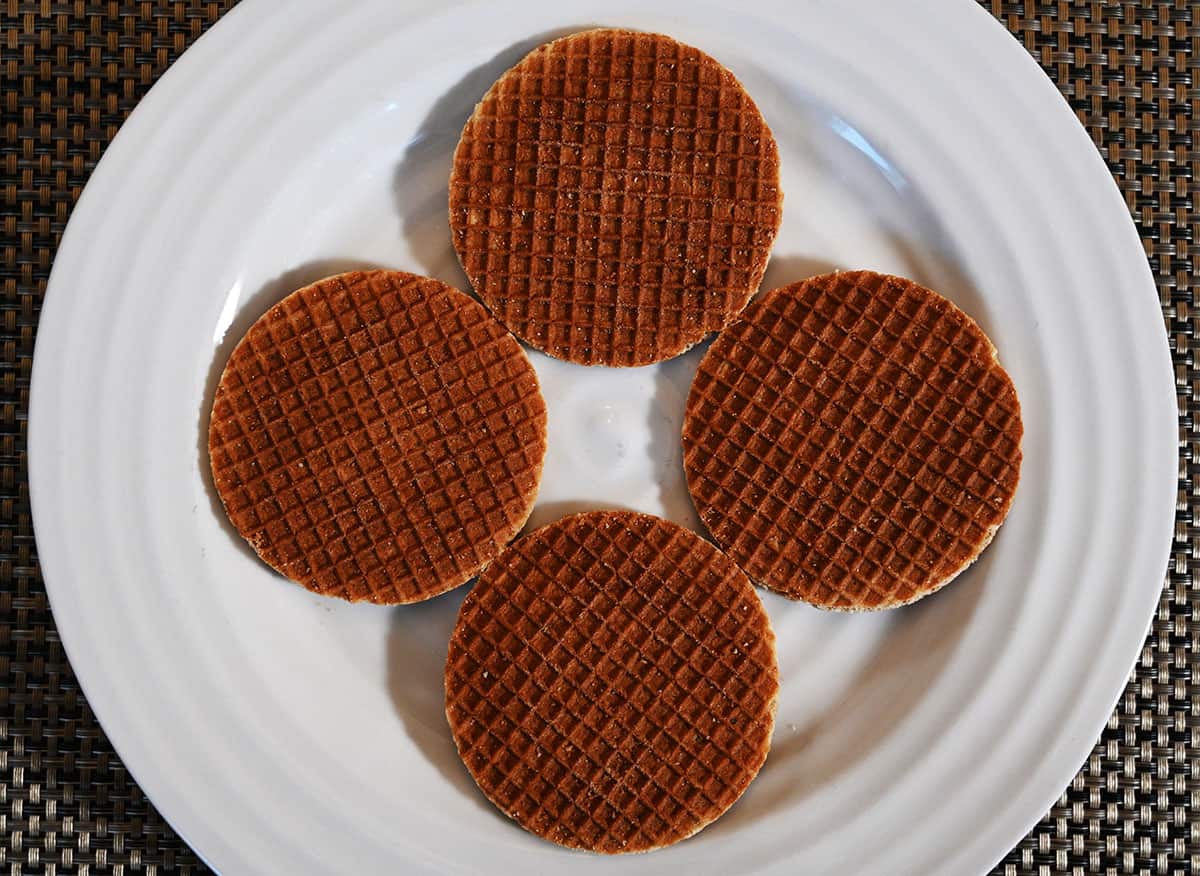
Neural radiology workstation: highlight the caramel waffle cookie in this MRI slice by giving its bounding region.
[449,29,783,366]
[683,271,1023,609]
[208,269,547,604]
[444,510,778,852]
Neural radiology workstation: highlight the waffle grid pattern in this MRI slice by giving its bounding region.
[208,270,546,603]
[684,272,1022,609]
[1,2,1196,873]
[445,511,777,853]
[449,29,782,366]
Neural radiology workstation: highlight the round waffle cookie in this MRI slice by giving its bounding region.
[444,510,778,853]
[449,29,783,367]
[683,271,1023,610]
[208,270,547,604]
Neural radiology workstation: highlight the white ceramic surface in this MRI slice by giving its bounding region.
[28,2,1176,874]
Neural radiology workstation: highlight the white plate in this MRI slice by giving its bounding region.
[28,1,1176,874]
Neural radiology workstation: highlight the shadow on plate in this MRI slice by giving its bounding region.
[522,499,639,534]
[759,254,845,296]
[391,26,595,289]
[385,585,511,822]
[196,257,387,565]
[648,344,707,535]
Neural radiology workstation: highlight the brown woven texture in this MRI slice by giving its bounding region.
[0,1,1193,874]
[683,272,1023,610]
[449,29,782,367]
[209,270,546,605]
[444,511,777,853]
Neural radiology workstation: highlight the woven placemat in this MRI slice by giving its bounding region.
[1,2,1193,874]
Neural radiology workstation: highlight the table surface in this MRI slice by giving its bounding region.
[2,2,1195,874]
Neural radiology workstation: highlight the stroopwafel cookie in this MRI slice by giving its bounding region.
[444,510,778,852]
[683,271,1023,610]
[449,29,783,367]
[208,269,547,604]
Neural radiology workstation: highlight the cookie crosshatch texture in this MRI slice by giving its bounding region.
[208,270,547,604]
[2,2,1193,875]
[683,272,1022,610]
[449,28,782,367]
[445,511,777,854]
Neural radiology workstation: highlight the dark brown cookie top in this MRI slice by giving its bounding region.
[683,271,1023,609]
[208,270,547,603]
[445,510,778,852]
[449,29,782,367]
